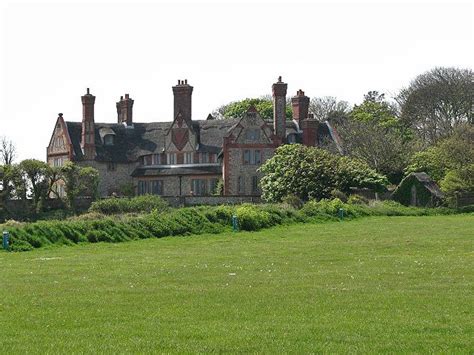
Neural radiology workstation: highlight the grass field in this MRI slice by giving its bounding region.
[1,215,473,353]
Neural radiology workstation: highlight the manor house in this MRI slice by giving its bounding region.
[46,77,340,197]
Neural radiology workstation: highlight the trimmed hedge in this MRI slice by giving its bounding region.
[89,195,169,215]
[2,200,459,252]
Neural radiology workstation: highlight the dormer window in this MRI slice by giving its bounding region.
[104,135,114,146]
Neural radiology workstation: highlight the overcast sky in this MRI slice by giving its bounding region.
[1,0,472,162]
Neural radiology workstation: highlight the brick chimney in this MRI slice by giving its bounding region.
[272,76,287,142]
[116,93,134,126]
[291,89,310,122]
[301,113,318,147]
[81,88,96,160]
[172,79,193,123]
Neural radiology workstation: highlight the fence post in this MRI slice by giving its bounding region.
[232,215,239,232]
[2,231,10,251]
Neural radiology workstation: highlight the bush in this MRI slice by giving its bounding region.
[236,204,271,231]
[330,189,348,203]
[281,194,304,209]
[347,194,369,205]
[4,200,458,252]
[89,195,169,215]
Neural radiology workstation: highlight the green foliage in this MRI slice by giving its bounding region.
[391,175,438,207]
[347,194,369,205]
[259,144,388,202]
[119,182,136,197]
[3,199,458,252]
[61,162,100,213]
[405,124,474,182]
[89,195,169,215]
[18,159,51,213]
[235,204,271,231]
[281,194,304,209]
[350,91,398,127]
[219,98,292,120]
[440,164,474,207]
[212,179,224,196]
[397,67,473,144]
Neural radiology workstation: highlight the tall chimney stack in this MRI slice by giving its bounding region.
[116,93,134,126]
[172,79,193,123]
[272,76,288,142]
[81,88,96,160]
[291,89,310,122]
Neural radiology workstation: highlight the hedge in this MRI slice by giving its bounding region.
[1,200,458,252]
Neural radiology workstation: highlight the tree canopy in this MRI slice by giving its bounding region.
[397,67,473,144]
[214,97,292,120]
[259,144,388,202]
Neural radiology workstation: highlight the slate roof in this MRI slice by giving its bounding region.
[65,118,336,163]
[410,172,444,198]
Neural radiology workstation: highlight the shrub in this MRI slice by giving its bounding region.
[89,195,169,215]
[235,204,271,231]
[347,194,369,205]
[330,189,348,203]
[281,194,304,209]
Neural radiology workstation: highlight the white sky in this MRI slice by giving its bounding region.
[0,0,472,162]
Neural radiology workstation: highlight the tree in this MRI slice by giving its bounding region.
[440,164,474,207]
[18,159,51,213]
[337,91,412,183]
[406,123,474,182]
[215,97,292,120]
[309,96,350,123]
[0,136,16,165]
[259,144,387,202]
[60,162,99,213]
[397,67,473,145]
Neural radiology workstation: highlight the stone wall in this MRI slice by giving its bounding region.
[78,161,136,197]
[225,147,274,195]
[162,195,262,207]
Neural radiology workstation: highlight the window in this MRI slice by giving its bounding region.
[144,155,152,166]
[243,150,262,165]
[138,180,164,195]
[201,152,209,163]
[246,129,260,141]
[251,176,259,194]
[243,150,251,164]
[192,179,207,195]
[104,135,114,146]
[185,152,193,164]
[237,176,245,195]
[167,153,176,165]
[107,162,116,171]
[53,157,63,167]
[254,150,261,165]
[152,154,160,165]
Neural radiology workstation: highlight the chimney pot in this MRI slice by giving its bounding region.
[58,113,63,118]
[125,94,129,99]
[87,88,90,94]
[185,79,187,84]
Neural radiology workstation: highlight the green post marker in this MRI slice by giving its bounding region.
[232,215,238,232]
[2,231,10,251]
[338,208,344,220]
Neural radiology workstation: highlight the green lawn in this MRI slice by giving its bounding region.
[1,215,473,353]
